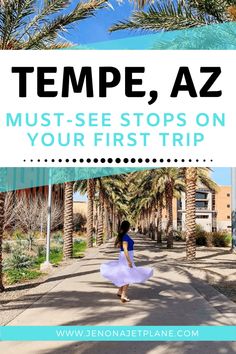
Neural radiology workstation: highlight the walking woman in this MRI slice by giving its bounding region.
[100,220,153,303]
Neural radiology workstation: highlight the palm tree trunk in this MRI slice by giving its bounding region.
[186,167,197,261]
[109,204,113,237]
[0,192,5,292]
[166,183,174,249]
[94,201,98,237]
[97,190,104,246]
[117,213,121,230]
[87,179,95,248]
[156,202,162,244]
[107,204,113,240]
[104,205,110,241]
[151,209,155,240]
[63,182,74,259]
[112,207,115,234]
[140,212,143,233]
[147,210,150,237]
[142,211,145,234]
[149,210,152,238]
[144,210,148,234]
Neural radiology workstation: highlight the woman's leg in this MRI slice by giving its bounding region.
[117,286,123,296]
[121,284,129,299]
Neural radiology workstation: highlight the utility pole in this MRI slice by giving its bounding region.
[40,168,53,271]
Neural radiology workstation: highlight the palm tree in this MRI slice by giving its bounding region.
[110,0,236,33]
[185,167,197,261]
[63,181,74,259]
[128,168,184,248]
[0,192,5,292]
[185,167,218,260]
[154,168,185,248]
[0,0,107,49]
[74,178,95,247]
[87,179,95,248]
[74,174,128,246]
[156,193,164,244]
[97,186,104,246]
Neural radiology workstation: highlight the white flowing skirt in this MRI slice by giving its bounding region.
[100,251,153,287]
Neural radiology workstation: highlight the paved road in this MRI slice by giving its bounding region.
[1,235,236,354]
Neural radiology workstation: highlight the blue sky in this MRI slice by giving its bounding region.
[62,0,139,45]
[212,168,231,185]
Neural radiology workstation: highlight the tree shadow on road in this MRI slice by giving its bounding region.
[35,340,236,354]
[2,234,236,354]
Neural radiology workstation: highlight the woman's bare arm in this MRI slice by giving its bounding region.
[123,242,133,268]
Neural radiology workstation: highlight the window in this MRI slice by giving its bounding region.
[227,193,230,197]
[212,192,216,211]
[196,215,209,219]
[196,201,208,209]
[227,204,230,208]
[177,200,182,209]
[196,192,208,199]
[227,216,230,219]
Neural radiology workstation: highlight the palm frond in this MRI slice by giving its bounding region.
[16,0,71,43]
[46,40,72,49]
[23,0,107,49]
[188,0,229,21]
[129,0,155,9]
[0,0,107,49]
[0,0,34,49]
[110,2,210,33]
[42,0,71,14]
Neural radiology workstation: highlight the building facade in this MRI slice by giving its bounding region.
[175,186,231,232]
[73,200,87,216]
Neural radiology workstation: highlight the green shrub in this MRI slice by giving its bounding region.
[35,246,63,266]
[49,247,63,264]
[73,238,83,245]
[211,231,231,247]
[2,241,12,253]
[36,245,45,257]
[195,224,208,246]
[26,233,37,251]
[195,229,230,247]
[12,229,26,240]
[225,233,232,245]
[53,231,63,244]
[73,240,86,258]
[4,269,42,285]
[179,231,186,241]
[3,247,34,271]
[173,230,183,241]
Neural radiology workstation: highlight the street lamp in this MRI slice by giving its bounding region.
[231,168,236,252]
[40,168,53,271]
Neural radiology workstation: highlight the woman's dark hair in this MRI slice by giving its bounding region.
[115,220,130,247]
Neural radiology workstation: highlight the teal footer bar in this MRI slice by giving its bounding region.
[0,326,236,341]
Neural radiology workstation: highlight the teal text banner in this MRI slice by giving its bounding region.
[75,23,236,50]
[0,326,235,341]
[0,168,143,192]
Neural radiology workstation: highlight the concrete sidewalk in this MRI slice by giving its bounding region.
[1,235,236,354]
